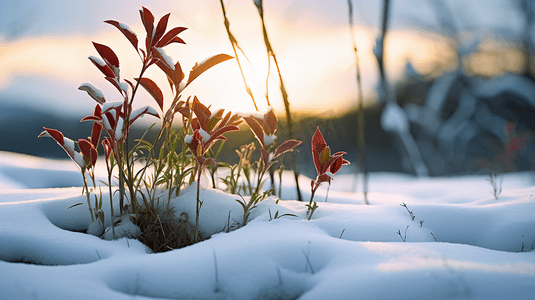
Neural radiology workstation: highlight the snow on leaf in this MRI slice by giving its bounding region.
[263,133,276,147]
[263,106,277,135]
[198,129,210,143]
[186,54,234,88]
[73,152,87,170]
[130,106,160,125]
[184,134,193,144]
[78,83,105,104]
[102,101,124,114]
[115,117,124,140]
[104,20,139,52]
[88,56,115,78]
[155,48,175,70]
[135,77,164,111]
[119,82,130,96]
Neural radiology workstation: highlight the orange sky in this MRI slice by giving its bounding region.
[0,0,524,120]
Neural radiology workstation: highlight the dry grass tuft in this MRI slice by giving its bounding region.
[135,209,197,253]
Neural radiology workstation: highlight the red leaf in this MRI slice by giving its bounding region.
[263,108,278,135]
[329,155,350,175]
[244,116,264,146]
[92,42,120,70]
[260,147,270,167]
[105,77,123,94]
[104,20,139,52]
[156,27,187,47]
[78,139,97,167]
[311,127,327,173]
[321,152,347,175]
[174,61,184,88]
[192,96,211,131]
[104,111,117,130]
[90,122,103,148]
[140,7,155,49]
[166,36,186,46]
[205,125,240,147]
[89,56,115,78]
[38,127,64,146]
[129,106,160,126]
[186,54,234,88]
[124,79,136,94]
[153,13,170,47]
[273,139,302,159]
[153,48,178,88]
[135,77,164,111]
[81,115,101,122]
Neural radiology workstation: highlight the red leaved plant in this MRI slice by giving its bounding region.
[179,96,242,242]
[307,127,350,219]
[40,7,235,244]
[38,127,101,226]
[243,107,302,196]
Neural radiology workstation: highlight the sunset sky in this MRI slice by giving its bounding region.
[0,0,526,121]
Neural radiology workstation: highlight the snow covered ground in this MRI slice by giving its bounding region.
[1,151,535,299]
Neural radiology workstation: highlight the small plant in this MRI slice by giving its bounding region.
[307,127,350,220]
[487,166,503,200]
[38,127,104,234]
[400,203,415,221]
[180,97,242,243]
[234,108,301,226]
[40,7,236,249]
[268,206,297,221]
[397,225,409,242]
[244,107,302,197]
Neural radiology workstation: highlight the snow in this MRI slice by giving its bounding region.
[184,134,193,144]
[130,105,159,121]
[118,22,134,34]
[78,82,105,104]
[114,117,124,140]
[263,133,276,147]
[199,129,210,143]
[155,47,175,70]
[1,150,535,299]
[102,100,123,113]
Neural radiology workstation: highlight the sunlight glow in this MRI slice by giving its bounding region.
[0,5,519,118]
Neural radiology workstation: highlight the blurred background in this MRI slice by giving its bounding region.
[1,0,534,178]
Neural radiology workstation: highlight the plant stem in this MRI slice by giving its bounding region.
[347,0,368,205]
[82,171,95,223]
[122,64,149,214]
[255,0,302,201]
[219,0,259,111]
[307,183,319,220]
[194,167,202,243]
[106,170,115,239]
